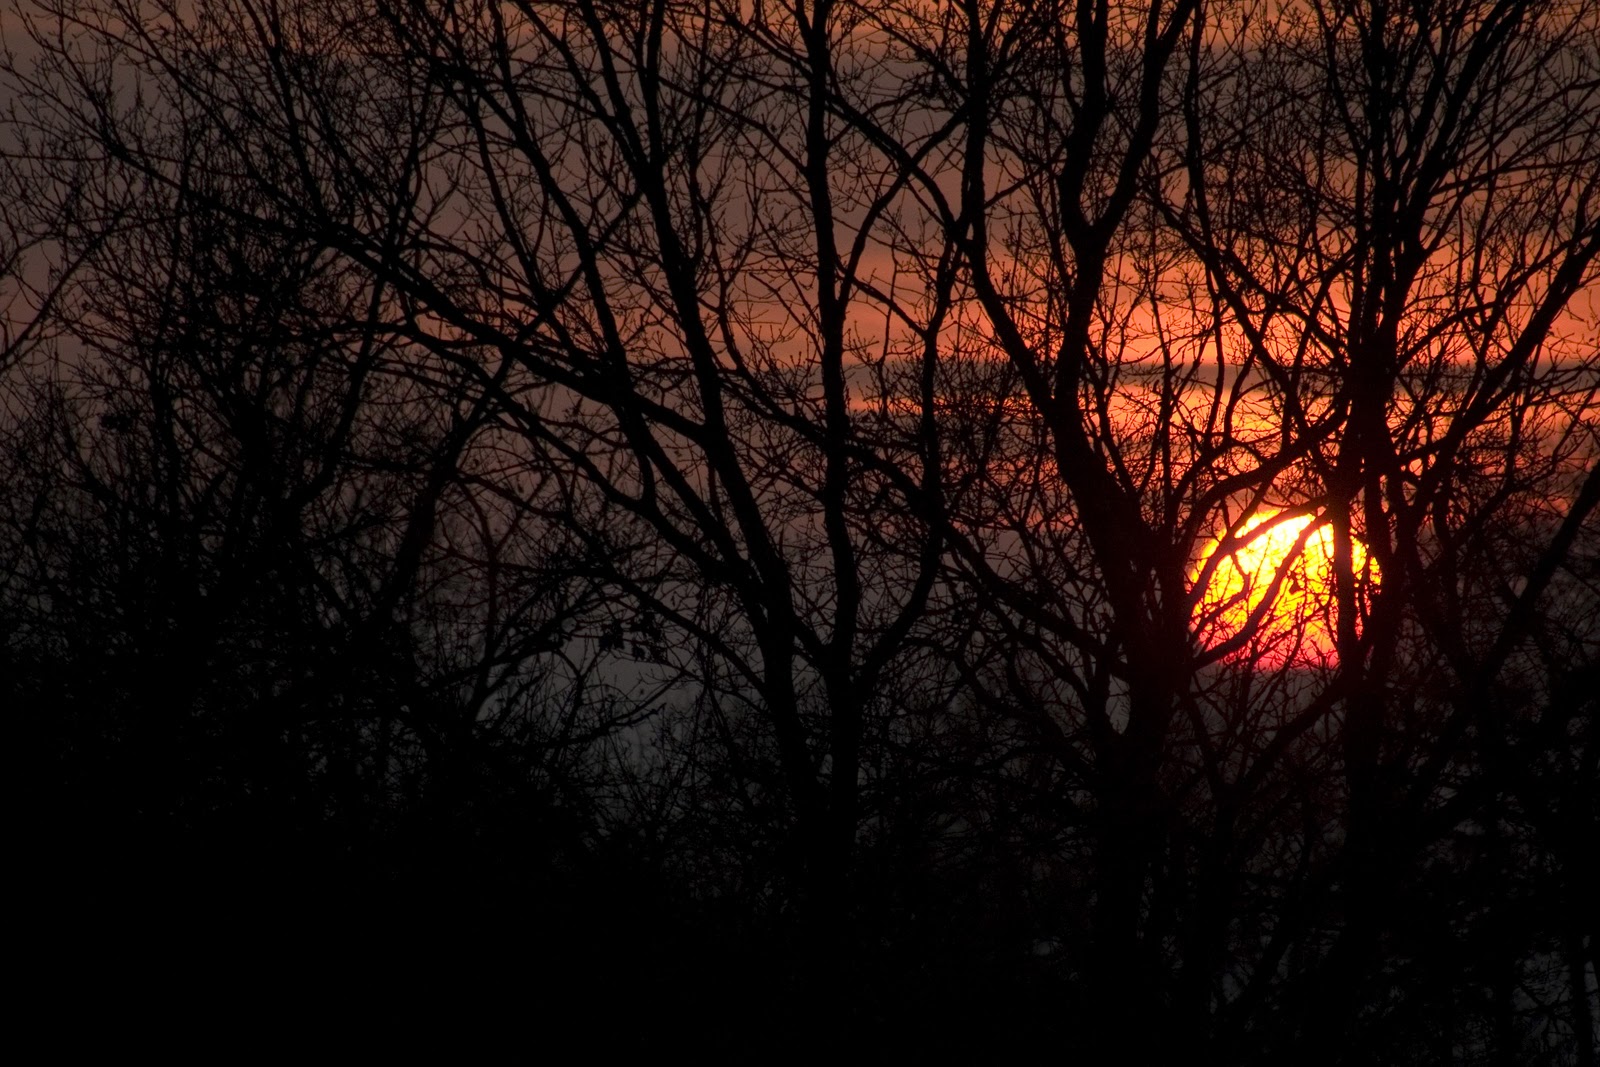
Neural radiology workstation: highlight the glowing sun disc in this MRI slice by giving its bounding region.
[1192,509,1377,666]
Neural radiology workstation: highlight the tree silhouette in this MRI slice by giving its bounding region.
[4,0,1596,1058]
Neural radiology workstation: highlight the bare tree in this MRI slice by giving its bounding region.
[2,6,621,908]
[5,0,1597,1057]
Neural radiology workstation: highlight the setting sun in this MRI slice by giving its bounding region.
[1193,510,1378,666]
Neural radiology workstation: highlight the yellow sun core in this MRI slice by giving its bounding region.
[1193,510,1377,666]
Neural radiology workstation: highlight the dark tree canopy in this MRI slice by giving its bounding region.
[4,0,1596,1059]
